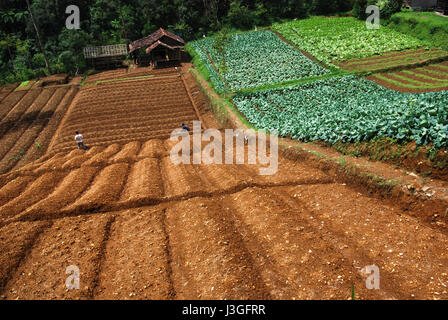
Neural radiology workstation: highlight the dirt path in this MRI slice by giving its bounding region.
[0,134,447,300]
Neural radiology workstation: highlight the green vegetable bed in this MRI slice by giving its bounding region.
[188,30,330,92]
[233,76,448,148]
[272,17,426,67]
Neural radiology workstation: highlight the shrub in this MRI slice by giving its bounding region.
[353,0,403,20]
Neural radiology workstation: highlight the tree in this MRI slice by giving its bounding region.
[0,33,19,74]
[25,0,51,74]
[212,26,231,94]
[353,0,369,20]
[203,0,220,29]
[226,0,256,30]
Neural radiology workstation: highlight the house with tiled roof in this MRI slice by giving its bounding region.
[129,28,185,67]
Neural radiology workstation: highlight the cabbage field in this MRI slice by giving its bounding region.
[189,30,330,92]
[272,17,426,67]
[232,76,448,148]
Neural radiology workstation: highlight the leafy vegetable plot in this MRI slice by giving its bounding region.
[272,17,426,67]
[189,30,329,92]
[233,76,448,148]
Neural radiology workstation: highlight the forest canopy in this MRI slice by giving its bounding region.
[0,0,360,85]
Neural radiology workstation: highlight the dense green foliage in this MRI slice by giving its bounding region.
[189,30,330,92]
[353,0,403,20]
[388,11,448,50]
[272,16,425,66]
[0,0,353,85]
[233,76,448,147]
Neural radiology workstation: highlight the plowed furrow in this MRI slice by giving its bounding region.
[83,144,121,167]
[160,157,207,198]
[120,158,163,203]
[0,175,34,207]
[60,146,105,170]
[0,85,16,104]
[94,208,173,299]
[138,139,167,158]
[0,220,50,294]
[15,166,100,221]
[33,151,80,173]
[0,89,42,150]
[2,214,111,299]
[225,187,363,299]
[166,198,271,299]
[0,171,66,224]
[52,133,171,154]
[63,163,129,213]
[53,128,183,150]
[0,91,26,119]
[0,88,67,173]
[280,184,448,299]
[64,105,194,123]
[110,141,141,163]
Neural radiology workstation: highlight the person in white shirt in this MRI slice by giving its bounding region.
[75,131,87,150]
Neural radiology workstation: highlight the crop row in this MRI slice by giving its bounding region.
[367,62,448,93]
[233,75,448,148]
[85,67,180,83]
[51,76,199,152]
[0,87,76,174]
[339,49,448,72]
[189,30,329,92]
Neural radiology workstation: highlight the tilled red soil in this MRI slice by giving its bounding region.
[1,136,447,300]
[0,85,79,174]
[49,74,212,153]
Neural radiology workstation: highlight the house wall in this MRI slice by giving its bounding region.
[152,48,181,62]
[160,35,184,47]
[410,0,438,9]
[436,0,448,11]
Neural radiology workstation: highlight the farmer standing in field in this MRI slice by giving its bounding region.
[75,131,88,150]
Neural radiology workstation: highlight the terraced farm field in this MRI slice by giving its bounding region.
[0,83,18,102]
[0,135,447,300]
[0,84,79,174]
[272,16,426,67]
[188,30,329,92]
[50,70,211,153]
[1,13,447,301]
[232,75,448,148]
[367,61,448,93]
[339,49,448,73]
[85,67,181,84]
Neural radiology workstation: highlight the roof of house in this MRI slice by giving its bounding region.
[129,28,185,53]
[145,40,183,53]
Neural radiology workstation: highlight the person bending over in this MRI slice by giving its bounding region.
[75,131,88,150]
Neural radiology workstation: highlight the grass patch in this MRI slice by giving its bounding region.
[185,42,229,94]
[234,70,351,95]
[330,138,448,180]
[388,11,448,50]
[190,67,255,130]
[18,80,30,88]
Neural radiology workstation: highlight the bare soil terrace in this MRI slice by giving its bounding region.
[1,61,447,300]
[0,83,79,175]
[0,134,447,300]
[49,68,217,154]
